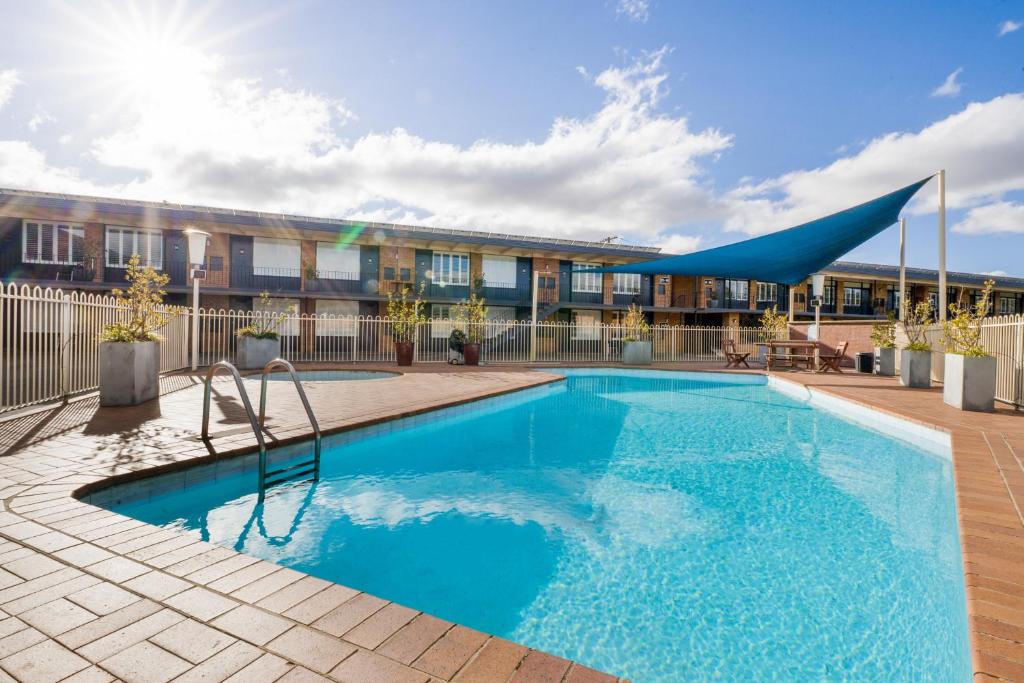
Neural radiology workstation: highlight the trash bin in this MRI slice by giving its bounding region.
[855,351,873,373]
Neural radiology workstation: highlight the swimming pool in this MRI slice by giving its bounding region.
[103,369,970,681]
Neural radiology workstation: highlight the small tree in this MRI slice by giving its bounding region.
[901,297,934,351]
[455,291,488,343]
[758,305,787,343]
[622,304,650,342]
[387,284,425,343]
[101,255,179,342]
[942,280,994,357]
[237,291,294,340]
[870,312,897,349]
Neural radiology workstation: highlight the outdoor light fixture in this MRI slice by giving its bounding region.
[811,273,825,298]
[184,228,211,371]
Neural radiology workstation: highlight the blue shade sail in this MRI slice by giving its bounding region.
[582,177,933,285]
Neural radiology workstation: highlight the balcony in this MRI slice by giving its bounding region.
[230,265,301,293]
[476,281,532,304]
[612,290,652,307]
[559,281,602,305]
[305,270,376,295]
[105,259,188,287]
[1,250,97,283]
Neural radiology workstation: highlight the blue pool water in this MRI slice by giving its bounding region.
[107,370,969,681]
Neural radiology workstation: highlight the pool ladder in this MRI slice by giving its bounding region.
[201,359,322,497]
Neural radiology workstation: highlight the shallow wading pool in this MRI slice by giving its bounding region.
[96,369,970,681]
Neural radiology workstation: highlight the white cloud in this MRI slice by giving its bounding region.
[984,270,1008,277]
[931,67,963,97]
[616,0,650,23]
[0,46,731,246]
[998,20,1022,36]
[28,109,56,132]
[657,233,701,254]
[954,201,1024,235]
[727,93,1024,235]
[0,69,19,110]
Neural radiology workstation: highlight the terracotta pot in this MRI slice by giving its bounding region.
[395,341,415,366]
[463,342,480,366]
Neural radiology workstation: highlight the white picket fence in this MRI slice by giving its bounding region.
[3,284,1022,414]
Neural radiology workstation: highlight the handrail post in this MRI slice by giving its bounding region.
[201,360,268,493]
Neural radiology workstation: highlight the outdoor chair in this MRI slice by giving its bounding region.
[723,339,750,368]
[817,341,849,373]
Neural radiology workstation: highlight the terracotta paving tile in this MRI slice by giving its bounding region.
[508,650,573,682]
[376,613,453,666]
[62,664,116,682]
[277,666,335,682]
[162,547,237,578]
[182,554,260,586]
[412,625,489,680]
[283,584,360,625]
[266,625,357,674]
[563,663,618,683]
[0,638,90,682]
[0,626,47,659]
[164,587,239,622]
[255,575,332,614]
[56,599,162,650]
[206,561,281,595]
[100,640,192,683]
[210,605,292,646]
[231,567,305,603]
[222,652,293,683]
[329,649,430,683]
[343,602,419,650]
[120,570,191,601]
[76,607,185,662]
[170,640,263,683]
[19,598,97,637]
[312,593,388,638]
[150,617,236,664]
[451,637,528,682]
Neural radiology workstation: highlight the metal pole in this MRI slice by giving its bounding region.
[530,271,539,362]
[787,287,795,323]
[191,274,200,370]
[898,217,906,322]
[938,169,947,321]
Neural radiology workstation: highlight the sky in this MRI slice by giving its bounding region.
[0,0,1022,276]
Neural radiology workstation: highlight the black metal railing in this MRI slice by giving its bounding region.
[612,290,652,307]
[559,280,603,304]
[230,266,302,292]
[475,281,532,304]
[305,270,376,295]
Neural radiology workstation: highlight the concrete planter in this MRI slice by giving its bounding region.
[99,341,159,406]
[943,353,996,412]
[236,336,280,370]
[900,349,932,388]
[622,341,652,366]
[875,347,896,376]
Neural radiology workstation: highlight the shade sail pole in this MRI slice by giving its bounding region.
[898,217,906,322]
[938,170,947,321]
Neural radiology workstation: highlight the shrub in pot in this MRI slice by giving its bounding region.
[99,255,181,406]
[387,284,424,366]
[899,297,933,388]
[871,313,897,376]
[235,291,291,370]
[455,279,487,366]
[621,304,652,365]
[942,280,997,411]
[758,305,788,362]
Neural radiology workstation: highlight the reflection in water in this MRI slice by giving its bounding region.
[111,371,969,682]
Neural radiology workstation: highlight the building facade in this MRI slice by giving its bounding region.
[2,188,1023,325]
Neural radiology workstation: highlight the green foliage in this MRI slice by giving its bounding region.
[870,312,897,349]
[387,283,426,343]
[758,305,788,343]
[901,296,934,352]
[622,304,651,343]
[100,255,179,343]
[454,288,488,343]
[942,280,994,357]
[236,291,294,340]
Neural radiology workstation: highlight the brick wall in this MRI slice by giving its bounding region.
[470,253,483,286]
[534,257,560,303]
[602,273,614,305]
[84,223,104,282]
[379,246,416,293]
[788,321,874,367]
[654,275,671,308]
[300,240,316,292]
[200,232,231,288]
[672,276,696,308]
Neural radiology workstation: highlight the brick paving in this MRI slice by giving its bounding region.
[0,363,1020,681]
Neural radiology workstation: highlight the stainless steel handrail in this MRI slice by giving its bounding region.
[201,361,267,485]
[258,359,322,486]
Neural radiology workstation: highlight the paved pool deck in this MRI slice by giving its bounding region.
[0,363,1019,682]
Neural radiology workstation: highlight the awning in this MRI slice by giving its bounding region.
[581,177,932,286]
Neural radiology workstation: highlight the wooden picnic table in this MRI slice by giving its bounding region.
[761,340,820,371]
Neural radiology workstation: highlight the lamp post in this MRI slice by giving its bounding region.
[185,229,211,371]
[811,273,825,369]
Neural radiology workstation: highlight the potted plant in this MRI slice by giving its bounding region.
[455,278,487,366]
[236,291,292,369]
[621,304,652,365]
[942,280,997,411]
[900,297,933,388]
[387,284,425,366]
[871,313,897,376]
[758,305,787,361]
[99,255,180,406]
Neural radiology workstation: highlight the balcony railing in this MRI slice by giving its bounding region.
[230,265,301,292]
[612,290,652,307]
[476,281,532,304]
[305,270,376,295]
[105,259,189,287]
[559,281,603,305]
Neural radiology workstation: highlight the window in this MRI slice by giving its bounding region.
[1000,296,1018,316]
[315,300,358,337]
[22,221,85,265]
[253,237,300,275]
[756,282,777,302]
[315,243,360,280]
[571,309,601,340]
[572,262,602,293]
[843,287,863,307]
[432,252,470,286]
[252,296,299,336]
[823,283,836,306]
[481,255,516,288]
[106,226,163,268]
[430,304,454,338]
[725,279,748,302]
[613,273,641,295]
